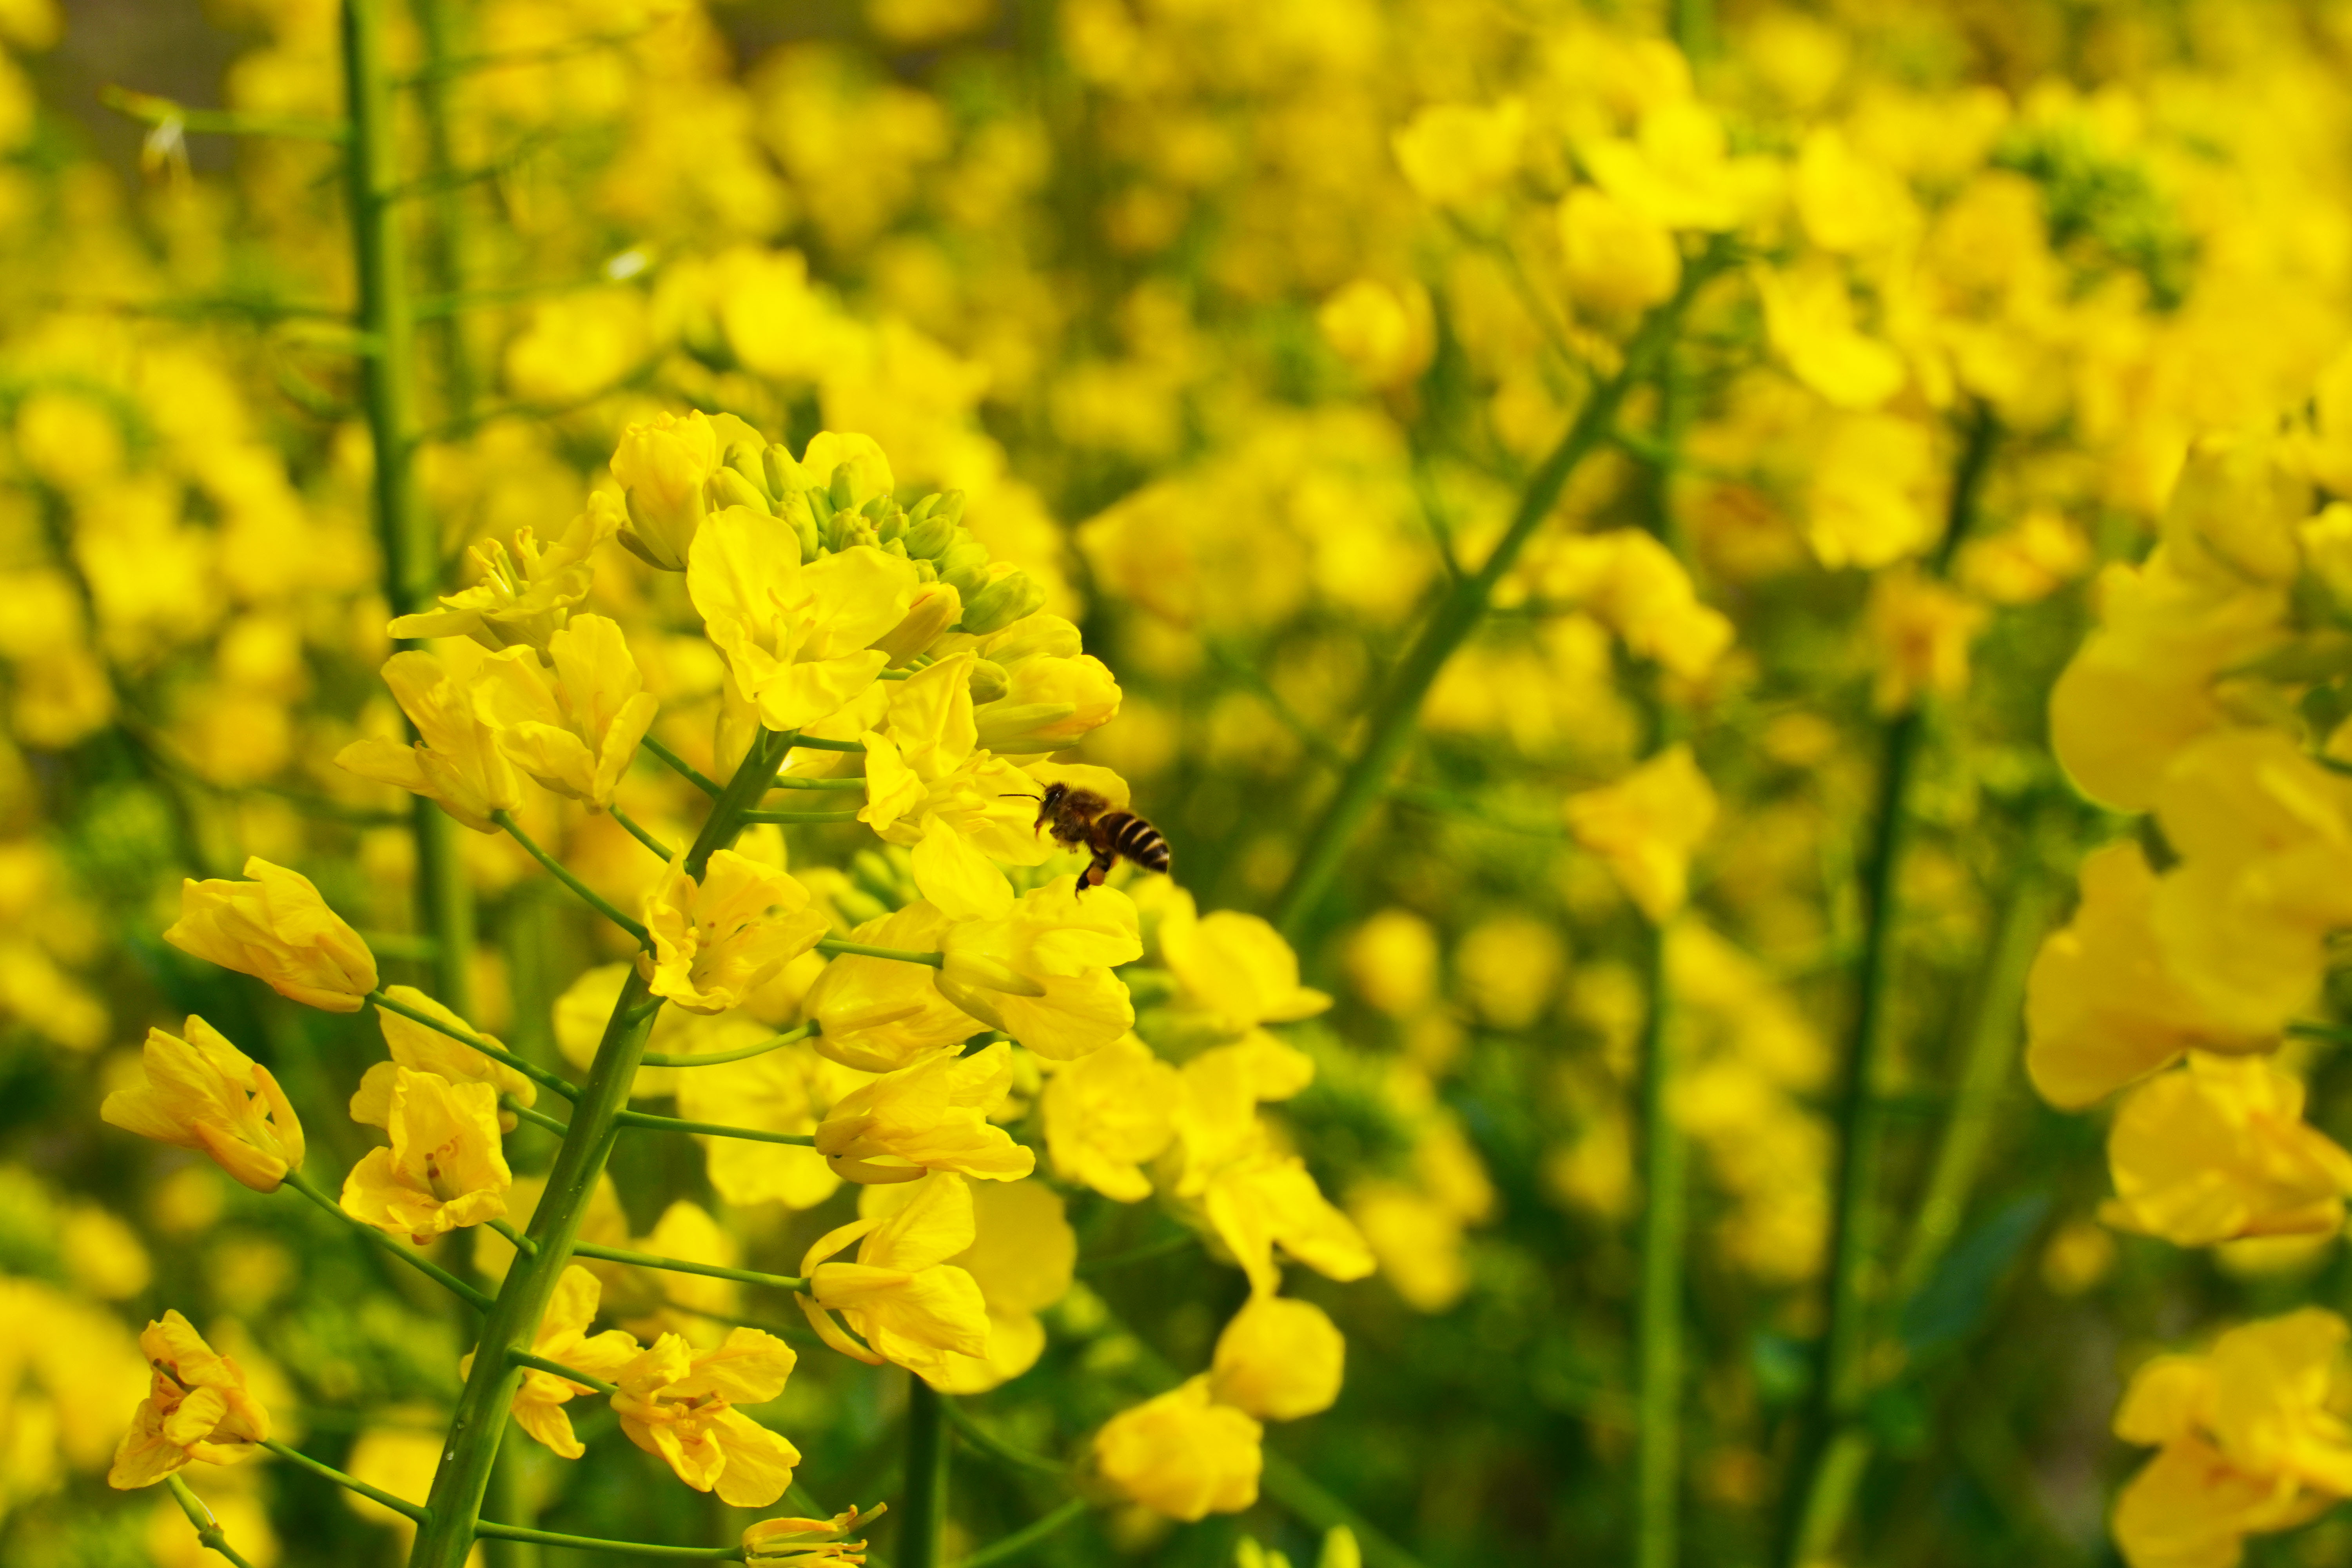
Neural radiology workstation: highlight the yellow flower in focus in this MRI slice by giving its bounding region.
[613,1329,802,1507]
[1042,1034,1179,1201]
[336,647,526,833]
[1866,568,1985,715]
[465,1266,638,1460]
[1157,892,1329,1038]
[936,877,1141,1061]
[1209,1295,1344,1421]
[2024,842,2268,1110]
[106,1312,269,1488]
[387,502,615,651]
[610,411,721,571]
[1317,279,1434,389]
[2103,1055,2352,1247]
[807,903,979,1073]
[351,984,535,1133]
[973,651,1124,757]
[164,858,378,1013]
[1390,100,1523,211]
[101,1017,305,1193]
[1093,1376,1262,1521]
[1564,744,1717,922]
[814,1041,1035,1183]
[874,1176,1074,1394]
[1557,186,1681,315]
[690,514,920,734]
[642,850,829,1015]
[338,1067,512,1244]
[474,615,661,810]
[797,1171,989,1381]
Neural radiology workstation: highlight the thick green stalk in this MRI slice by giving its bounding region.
[406,733,786,1568]
[898,1378,949,1568]
[1269,244,1731,938]
[411,0,479,426]
[344,0,473,1014]
[1633,912,1684,1568]
[1777,406,1997,1568]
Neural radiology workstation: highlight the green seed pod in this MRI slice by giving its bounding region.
[959,570,1046,636]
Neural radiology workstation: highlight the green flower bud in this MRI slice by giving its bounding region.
[960,570,1046,636]
[903,512,961,560]
[967,657,1011,704]
[938,540,992,597]
[709,466,771,515]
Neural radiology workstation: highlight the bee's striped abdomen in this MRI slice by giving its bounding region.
[1098,811,1171,874]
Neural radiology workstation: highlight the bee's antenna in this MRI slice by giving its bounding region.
[1001,792,1045,801]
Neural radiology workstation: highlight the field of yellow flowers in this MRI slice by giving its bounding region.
[13,1,2352,1566]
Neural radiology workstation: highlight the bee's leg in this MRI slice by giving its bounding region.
[1081,848,1115,890]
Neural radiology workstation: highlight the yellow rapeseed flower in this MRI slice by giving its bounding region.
[101,1017,305,1193]
[352,984,535,1132]
[613,1328,801,1507]
[2104,1055,2352,1247]
[813,1041,1035,1184]
[464,1266,638,1460]
[690,515,920,734]
[107,1312,269,1489]
[1209,1295,1345,1421]
[1564,744,1718,922]
[642,850,829,1015]
[336,646,527,833]
[1093,1376,1263,1521]
[473,614,661,810]
[797,1171,989,1383]
[163,858,377,1013]
[1041,1034,1179,1201]
[338,1067,512,1244]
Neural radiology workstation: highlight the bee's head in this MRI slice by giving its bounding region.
[1038,781,1069,811]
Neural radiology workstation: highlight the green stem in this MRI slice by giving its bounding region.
[410,0,477,428]
[939,1397,1067,1477]
[493,809,651,944]
[610,804,676,860]
[614,1110,816,1146]
[263,1437,427,1521]
[283,1169,493,1310]
[101,85,347,140]
[510,1350,617,1396]
[1786,851,2055,1563]
[767,775,867,792]
[344,0,475,1017]
[1634,913,1684,1568]
[643,734,721,797]
[957,1498,1089,1568]
[1778,405,1998,1568]
[641,1021,817,1069]
[372,989,582,1102]
[407,733,784,1568]
[899,1377,949,1568]
[167,1475,262,1568]
[742,809,863,825]
[506,1100,569,1136]
[785,735,864,753]
[570,1240,806,1293]
[473,1523,740,1560]
[1268,241,1734,938]
[816,939,943,968]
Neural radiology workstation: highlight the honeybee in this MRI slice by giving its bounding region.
[1014,782,1172,891]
